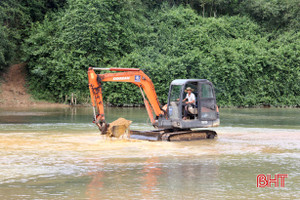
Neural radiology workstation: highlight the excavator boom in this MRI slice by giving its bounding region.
[88,67,163,133]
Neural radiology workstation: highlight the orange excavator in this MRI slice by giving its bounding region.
[88,67,220,141]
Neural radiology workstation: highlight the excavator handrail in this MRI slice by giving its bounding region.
[93,67,140,71]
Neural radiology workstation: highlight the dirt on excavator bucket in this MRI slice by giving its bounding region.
[106,118,132,138]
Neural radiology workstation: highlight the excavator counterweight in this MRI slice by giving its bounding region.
[88,67,219,141]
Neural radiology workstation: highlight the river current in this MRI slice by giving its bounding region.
[0,107,299,199]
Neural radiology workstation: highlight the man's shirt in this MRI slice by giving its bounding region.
[185,93,196,105]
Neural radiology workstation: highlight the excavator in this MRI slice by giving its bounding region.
[88,67,220,141]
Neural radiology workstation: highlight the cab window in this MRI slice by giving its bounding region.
[201,84,213,98]
[169,85,182,101]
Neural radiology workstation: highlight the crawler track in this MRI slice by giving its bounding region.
[130,129,217,141]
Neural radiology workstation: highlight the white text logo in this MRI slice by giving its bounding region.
[113,77,130,80]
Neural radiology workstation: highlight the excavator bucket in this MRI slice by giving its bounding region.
[106,118,132,138]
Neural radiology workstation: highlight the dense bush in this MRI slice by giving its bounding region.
[0,0,66,71]
[23,0,144,102]
[0,24,14,70]
[23,0,299,106]
[239,0,300,31]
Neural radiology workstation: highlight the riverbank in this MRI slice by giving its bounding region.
[1,64,299,109]
[0,63,68,108]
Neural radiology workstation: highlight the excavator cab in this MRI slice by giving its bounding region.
[158,79,220,129]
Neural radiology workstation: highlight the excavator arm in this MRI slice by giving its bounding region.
[88,67,164,133]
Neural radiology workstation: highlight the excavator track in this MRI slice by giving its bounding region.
[129,129,217,141]
[161,130,217,141]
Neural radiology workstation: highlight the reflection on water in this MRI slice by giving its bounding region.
[140,157,162,199]
[0,107,299,199]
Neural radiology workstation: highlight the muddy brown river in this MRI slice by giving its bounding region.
[0,107,299,199]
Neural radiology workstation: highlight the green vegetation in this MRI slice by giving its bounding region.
[0,23,13,70]
[0,0,66,70]
[1,0,299,106]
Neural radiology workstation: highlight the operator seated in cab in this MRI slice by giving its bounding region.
[182,87,196,120]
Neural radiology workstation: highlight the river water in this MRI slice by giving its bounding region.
[0,107,299,199]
